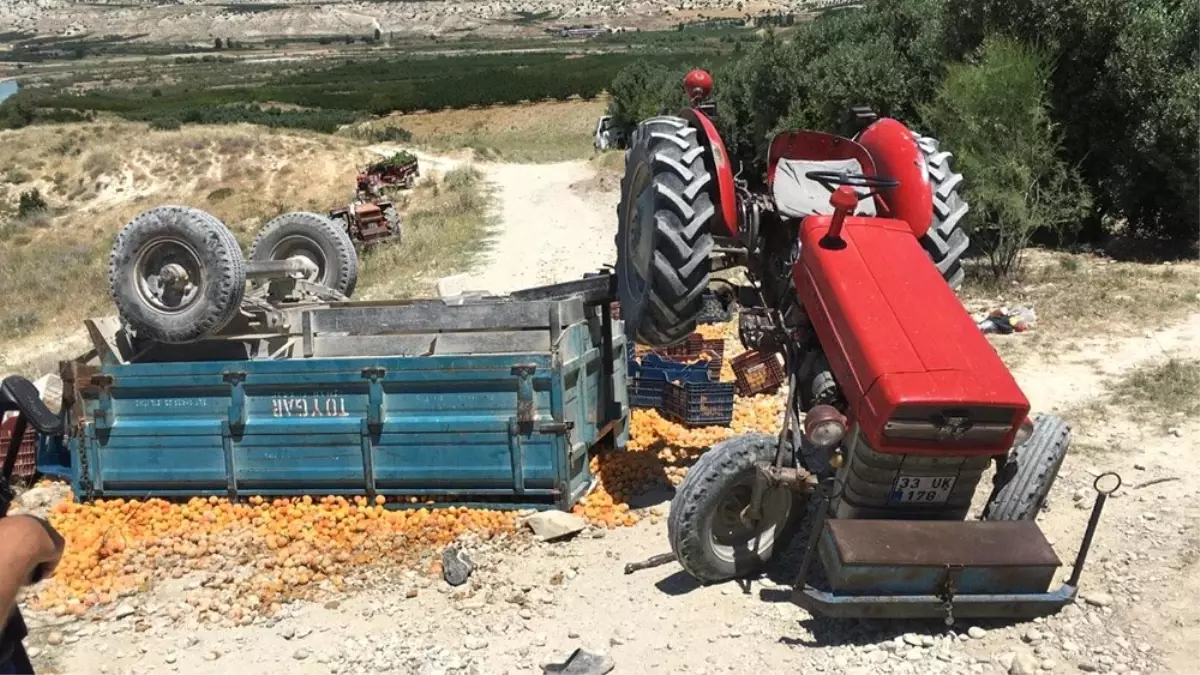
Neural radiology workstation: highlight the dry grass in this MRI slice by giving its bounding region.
[961,250,1200,366]
[356,166,493,299]
[357,98,607,163]
[1109,358,1200,421]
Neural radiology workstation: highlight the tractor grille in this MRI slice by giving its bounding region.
[833,427,991,521]
[883,405,1019,446]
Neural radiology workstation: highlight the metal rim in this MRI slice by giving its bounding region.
[704,471,792,564]
[269,234,327,284]
[133,237,204,315]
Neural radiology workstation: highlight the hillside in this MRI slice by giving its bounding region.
[0,0,790,44]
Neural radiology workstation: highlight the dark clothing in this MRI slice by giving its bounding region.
[0,610,32,675]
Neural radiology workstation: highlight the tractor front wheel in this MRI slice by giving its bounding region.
[982,414,1071,521]
[616,116,716,348]
[668,434,802,584]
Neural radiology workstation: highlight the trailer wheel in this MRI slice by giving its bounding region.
[913,133,971,290]
[616,115,715,348]
[982,414,1071,521]
[669,433,801,583]
[108,206,246,344]
[249,211,358,297]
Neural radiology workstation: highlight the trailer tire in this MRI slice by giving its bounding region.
[616,115,715,348]
[913,133,971,290]
[249,211,358,297]
[669,433,802,584]
[982,414,1071,521]
[108,206,246,344]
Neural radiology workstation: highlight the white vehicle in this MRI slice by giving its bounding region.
[593,115,627,152]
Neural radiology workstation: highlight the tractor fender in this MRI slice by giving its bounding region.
[856,118,933,239]
[680,108,737,237]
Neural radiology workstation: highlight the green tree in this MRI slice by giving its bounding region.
[945,0,1199,244]
[605,61,686,130]
[922,37,1092,279]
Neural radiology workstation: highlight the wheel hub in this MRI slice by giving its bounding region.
[708,478,791,564]
[135,239,203,314]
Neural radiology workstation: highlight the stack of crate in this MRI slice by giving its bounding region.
[628,332,735,427]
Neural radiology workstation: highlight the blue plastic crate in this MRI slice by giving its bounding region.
[662,380,736,427]
[627,353,712,409]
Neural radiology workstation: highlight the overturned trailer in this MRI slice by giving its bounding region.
[60,207,628,509]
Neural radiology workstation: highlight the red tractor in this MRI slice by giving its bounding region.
[329,198,402,247]
[617,70,1116,622]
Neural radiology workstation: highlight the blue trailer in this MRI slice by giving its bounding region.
[60,275,629,510]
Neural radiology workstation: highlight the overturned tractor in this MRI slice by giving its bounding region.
[329,199,402,248]
[617,69,1114,622]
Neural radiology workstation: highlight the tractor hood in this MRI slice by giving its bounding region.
[794,215,1029,456]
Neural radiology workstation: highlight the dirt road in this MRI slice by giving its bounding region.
[371,144,618,294]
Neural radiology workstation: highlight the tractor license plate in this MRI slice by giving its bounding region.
[890,476,957,505]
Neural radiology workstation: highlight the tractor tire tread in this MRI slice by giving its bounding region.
[914,132,970,290]
[617,116,715,347]
[982,414,1071,521]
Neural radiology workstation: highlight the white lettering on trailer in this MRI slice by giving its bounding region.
[133,398,210,408]
[270,392,349,418]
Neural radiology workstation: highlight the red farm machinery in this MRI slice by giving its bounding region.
[616,69,1117,622]
[364,151,420,191]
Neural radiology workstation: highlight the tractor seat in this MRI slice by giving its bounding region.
[0,376,62,435]
[773,158,877,220]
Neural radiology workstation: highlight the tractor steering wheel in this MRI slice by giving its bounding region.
[805,170,899,200]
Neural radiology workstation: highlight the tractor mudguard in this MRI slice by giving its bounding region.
[680,108,737,237]
[856,118,933,240]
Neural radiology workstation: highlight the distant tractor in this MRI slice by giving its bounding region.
[329,198,402,247]
[366,151,420,190]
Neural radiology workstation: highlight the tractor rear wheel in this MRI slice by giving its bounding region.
[982,415,1071,521]
[914,133,970,290]
[109,206,246,344]
[616,115,716,347]
[249,212,359,298]
[383,205,402,243]
[669,433,802,583]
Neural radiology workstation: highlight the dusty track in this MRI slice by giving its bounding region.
[370,145,618,294]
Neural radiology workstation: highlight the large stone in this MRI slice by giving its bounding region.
[1010,652,1039,675]
[525,511,587,541]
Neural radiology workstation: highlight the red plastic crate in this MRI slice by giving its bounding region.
[731,349,786,397]
[0,415,38,481]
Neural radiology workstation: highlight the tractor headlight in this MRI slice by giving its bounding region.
[804,404,847,448]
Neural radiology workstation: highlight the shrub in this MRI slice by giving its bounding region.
[946,0,1199,244]
[17,188,47,218]
[149,116,181,130]
[921,37,1091,279]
